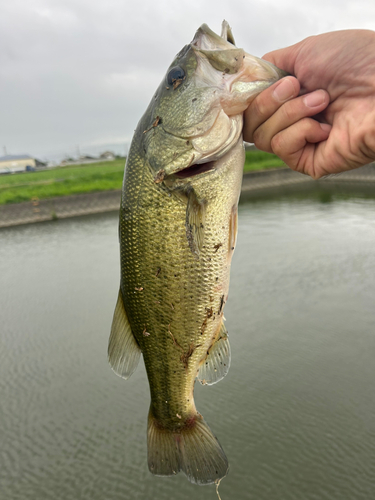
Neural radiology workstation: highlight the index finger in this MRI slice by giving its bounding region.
[243,76,300,143]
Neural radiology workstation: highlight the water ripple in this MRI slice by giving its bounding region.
[1,195,375,499]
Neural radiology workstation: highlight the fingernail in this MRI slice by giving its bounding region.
[320,123,331,132]
[273,78,295,102]
[303,90,327,108]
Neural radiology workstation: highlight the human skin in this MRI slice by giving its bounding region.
[243,30,375,179]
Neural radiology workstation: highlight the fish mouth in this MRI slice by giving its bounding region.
[174,161,216,179]
[192,22,287,115]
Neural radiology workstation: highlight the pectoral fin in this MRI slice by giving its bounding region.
[198,321,231,385]
[108,289,141,379]
[185,189,206,257]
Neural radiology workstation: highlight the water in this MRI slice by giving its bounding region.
[1,186,375,500]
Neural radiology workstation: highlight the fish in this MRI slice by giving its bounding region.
[108,21,286,485]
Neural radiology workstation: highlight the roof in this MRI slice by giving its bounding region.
[0,154,33,161]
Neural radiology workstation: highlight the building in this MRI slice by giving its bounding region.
[0,154,36,174]
[99,151,116,161]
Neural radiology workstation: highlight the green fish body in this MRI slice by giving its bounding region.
[108,21,286,485]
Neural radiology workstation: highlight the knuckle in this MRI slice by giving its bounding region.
[281,103,295,123]
[253,96,268,119]
[253,128,266,150]
[362,127,375,161]
[300,117,316,135]
[270,132,284,155]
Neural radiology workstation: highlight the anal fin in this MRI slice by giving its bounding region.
[108,289,141,379]
[198,321,231,385]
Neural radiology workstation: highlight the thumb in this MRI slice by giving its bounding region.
[262,42,302,75]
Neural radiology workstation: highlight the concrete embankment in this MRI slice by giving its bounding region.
[0,190,121,228]
[1,164,374,228]
[241,163,375,191]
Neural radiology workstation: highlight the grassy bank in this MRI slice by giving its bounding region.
[244,150,285,171]
[0,151,284,205]
[0,159,125,205]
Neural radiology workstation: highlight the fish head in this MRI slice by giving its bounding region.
[142,21,287,185]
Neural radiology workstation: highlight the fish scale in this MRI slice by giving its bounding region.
[120,139,241,417]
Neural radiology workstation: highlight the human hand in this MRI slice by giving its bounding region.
[243,30,375,179]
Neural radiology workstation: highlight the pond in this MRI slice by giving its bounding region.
[1,183,375,500]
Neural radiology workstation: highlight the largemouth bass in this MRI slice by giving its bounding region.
[108,21,286,485]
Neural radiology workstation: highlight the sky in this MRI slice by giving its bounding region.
[1,0,374,162]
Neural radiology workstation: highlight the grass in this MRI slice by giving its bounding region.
[244,149,285,172]
[0,159,125,205]
[0,151,284,206]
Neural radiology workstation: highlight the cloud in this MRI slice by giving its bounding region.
[0,0,374,160]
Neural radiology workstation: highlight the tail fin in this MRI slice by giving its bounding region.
[147,408,228,485]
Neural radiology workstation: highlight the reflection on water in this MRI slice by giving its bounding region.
[1,185,375,500]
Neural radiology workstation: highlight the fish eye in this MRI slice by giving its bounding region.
[167,66,185,87]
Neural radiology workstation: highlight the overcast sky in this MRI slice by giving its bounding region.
[1,0,374,161]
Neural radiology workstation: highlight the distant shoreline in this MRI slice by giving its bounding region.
[1,165,374,229]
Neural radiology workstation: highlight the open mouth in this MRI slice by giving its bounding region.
[174,161,216,179]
